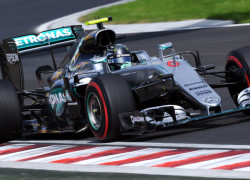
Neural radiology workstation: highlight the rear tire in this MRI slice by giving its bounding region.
[85,74,136,141]
[0,80,22,143]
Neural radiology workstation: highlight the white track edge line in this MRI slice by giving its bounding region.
[0,162,249,179]
[10,140,250,150]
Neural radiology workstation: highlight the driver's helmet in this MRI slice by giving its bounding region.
[107,44,132,70]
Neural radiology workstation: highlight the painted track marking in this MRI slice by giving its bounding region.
[1,143,250,171]
[1,142,250,179]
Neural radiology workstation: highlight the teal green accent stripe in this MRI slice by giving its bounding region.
[91,59,107,63]
[191,107,249,121]
[156,65,169,73]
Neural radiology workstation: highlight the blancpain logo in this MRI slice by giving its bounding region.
[203,97,219,104]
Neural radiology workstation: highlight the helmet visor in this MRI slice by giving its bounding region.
[108,54,131,64]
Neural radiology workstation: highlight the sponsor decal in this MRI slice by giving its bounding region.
[130,115,145,124]
[195,90,212,96]
[6,53,19,64]
[184,81,205,87]
[49,89,68,116]
[167,61,180,67]
[68,102,78,106]
[189,85,208,91]
[13,27,75,50]
[49,92,66,105]
[203,97,219,104]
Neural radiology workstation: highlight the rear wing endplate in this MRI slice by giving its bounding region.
[0,25,83,92]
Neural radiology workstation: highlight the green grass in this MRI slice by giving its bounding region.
[79,0,250,24]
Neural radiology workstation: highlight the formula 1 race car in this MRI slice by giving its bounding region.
[0,17,250,142]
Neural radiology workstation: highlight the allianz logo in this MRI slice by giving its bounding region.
[13,28,73,47]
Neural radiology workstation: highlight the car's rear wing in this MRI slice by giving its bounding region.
[2,25,83,55]
[0,25,84,91]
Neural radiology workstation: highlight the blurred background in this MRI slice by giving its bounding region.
[1,0,250,90]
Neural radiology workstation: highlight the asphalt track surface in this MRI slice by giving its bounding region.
[1,0,250,146]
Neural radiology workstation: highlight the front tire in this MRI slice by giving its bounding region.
[0,80,22,143]
[226,46,250,104]
[85,74,136,141]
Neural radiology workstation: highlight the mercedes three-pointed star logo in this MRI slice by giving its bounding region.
[203,97,219,104]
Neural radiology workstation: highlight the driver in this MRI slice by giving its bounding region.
[107,44,132,71]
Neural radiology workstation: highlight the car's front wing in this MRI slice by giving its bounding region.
[119,106,250,135]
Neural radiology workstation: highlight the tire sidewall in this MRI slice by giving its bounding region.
[226,47,250,105]
[0,80,22,142]
[226,51,250,83]
[85,81,110,140]
[85,74,136,141]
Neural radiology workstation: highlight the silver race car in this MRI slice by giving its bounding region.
[0,17,250,142]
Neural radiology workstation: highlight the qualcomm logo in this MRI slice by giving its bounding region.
[203,97,219,104]
[13,27,73,47]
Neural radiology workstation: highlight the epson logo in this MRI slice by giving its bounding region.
[6,53,19,64]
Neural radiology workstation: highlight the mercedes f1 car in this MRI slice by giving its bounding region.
[1,17,250,142]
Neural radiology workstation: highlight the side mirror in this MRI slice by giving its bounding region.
[158,42,173,50]
[158,42,174,61]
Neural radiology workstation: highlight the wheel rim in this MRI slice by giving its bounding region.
[87,92,103,130]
